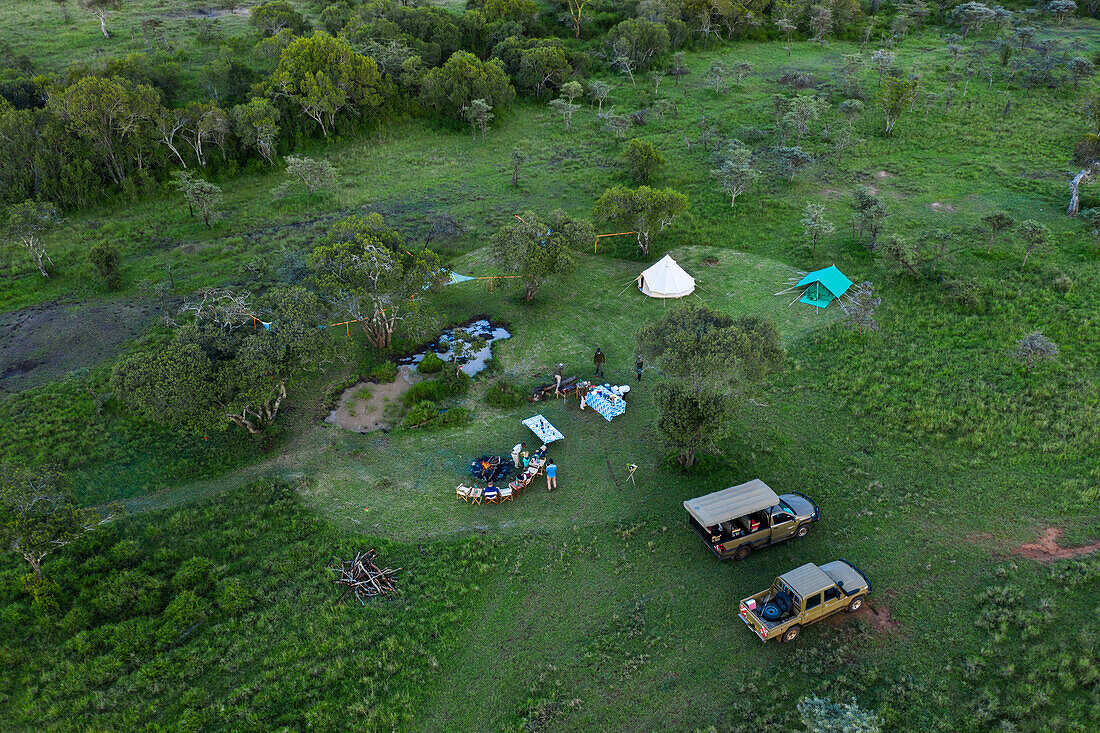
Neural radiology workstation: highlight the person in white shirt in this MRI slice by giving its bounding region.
[511,442,526,469]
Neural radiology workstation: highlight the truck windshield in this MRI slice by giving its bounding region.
[779,500,794,514]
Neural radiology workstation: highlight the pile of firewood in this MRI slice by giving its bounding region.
[330,549,401,604]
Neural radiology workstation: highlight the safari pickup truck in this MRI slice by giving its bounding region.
[739,560,871,643]
[683,479,820,560]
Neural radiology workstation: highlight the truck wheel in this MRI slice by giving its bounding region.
[795,524,809,538]
[782,625,801,643]
[847,596,864,612]
[734,544,752,561]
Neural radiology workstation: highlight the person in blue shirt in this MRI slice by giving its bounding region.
[545,460,557,492]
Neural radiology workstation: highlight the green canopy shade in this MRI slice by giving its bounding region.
[796,266,853,308]
[446,271,477,285]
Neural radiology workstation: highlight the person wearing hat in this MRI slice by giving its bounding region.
[593,348,605,378]
[553,363,565,395]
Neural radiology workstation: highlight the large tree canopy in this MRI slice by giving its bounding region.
[490,209,592,301]
[637,306,784,467]
[593,185,687,258]
[112,286,331,434]
[309,214,446,348]
[267,32,386,137]
[419,51,515,122]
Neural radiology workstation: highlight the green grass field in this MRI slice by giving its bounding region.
[2,13,1100,733]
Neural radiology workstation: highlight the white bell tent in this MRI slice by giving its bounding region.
[637,254,696,298]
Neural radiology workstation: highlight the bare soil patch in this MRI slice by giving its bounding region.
[863,602,901,633]
[325,366,420,433]
[0,300,158,393]
[930,202,956,213]
[1014,527,1100,562]
[875,170,894,179]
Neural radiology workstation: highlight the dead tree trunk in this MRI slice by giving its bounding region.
[1067,168,1093,216]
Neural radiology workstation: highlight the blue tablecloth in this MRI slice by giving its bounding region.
[585,386,626,422]
[522,414,564,442]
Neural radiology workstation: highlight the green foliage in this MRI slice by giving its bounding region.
[638,306,783,467]
[249,0,311,37]
[367,361,398,383]
[112,286,331,434]
[490,209,591,301]
[484,378,527,408]
[157,589,211,645]
[606,18,670,73]
[403,379,449,405]
[593,185,688,258]
[267,32,384,137]
[418,351,445,374]
[310,213,445,348]
[88,241,122,289]
[419,51,515,122]
[621,138,664,185]
[172,556,218,595]
[797,695,882,733]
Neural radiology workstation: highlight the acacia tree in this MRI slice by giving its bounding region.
[77,0,121,37]
[511,147,527,186]
[565,0,592,38]
[278,155,338,196]
[548,97,580,131]
[853,186,888,251]
[637,306,784,468]
[593,185,688,257]
[711,143,759,207]
[621,138,664,184]
[588,80,611,113]
[112,286,332,434]
[980,212,1014,252]
[801,203,835,255]
[309,214,446,349]
[420,51,515,121]
[490,209,591,300]
[463,98,494,140]
[47,75,162,185]
[0,468,119,582]
[1013,330,1058,376]
[267,32,385,137]
[6,200,61,277]
[879,76,920,134]
[1018,219,1050,266]
[232,97,281,165]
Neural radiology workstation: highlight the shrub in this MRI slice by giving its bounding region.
[367,362,397,383]
[484,378,527,408]
[94,570,165,620]
[418,351,445,374]
[172,557,218,595]
[621,138,664,185]
[404,379,448,405]
[403,400,438,427]
[157,590,211,645]
[441,367,471,396]
[88,241,122,289]
[430,406,471,429]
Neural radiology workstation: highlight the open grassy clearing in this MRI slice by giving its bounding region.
[1,17,1100,733]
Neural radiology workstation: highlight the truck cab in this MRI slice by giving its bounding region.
[739,560,871,643]
[683,479,820,560]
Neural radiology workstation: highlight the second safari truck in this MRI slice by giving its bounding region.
[739,561,872,643]
[683,479,820,560]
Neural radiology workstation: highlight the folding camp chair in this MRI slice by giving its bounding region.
[456,484,475,502]
[499,485,513,502]
[484,488,500,505]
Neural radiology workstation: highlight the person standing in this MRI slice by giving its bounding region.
[545,460,557,492]
[511,441,526,469]
[593,348,605,378]
[634,355,644,381]
[553,363,565,395]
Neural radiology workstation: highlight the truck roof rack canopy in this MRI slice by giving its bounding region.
[780,563,836,596]
[682,479,780,527]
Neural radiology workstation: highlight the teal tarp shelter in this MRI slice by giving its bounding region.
[796,266,853,308]
[446,271,476,285]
